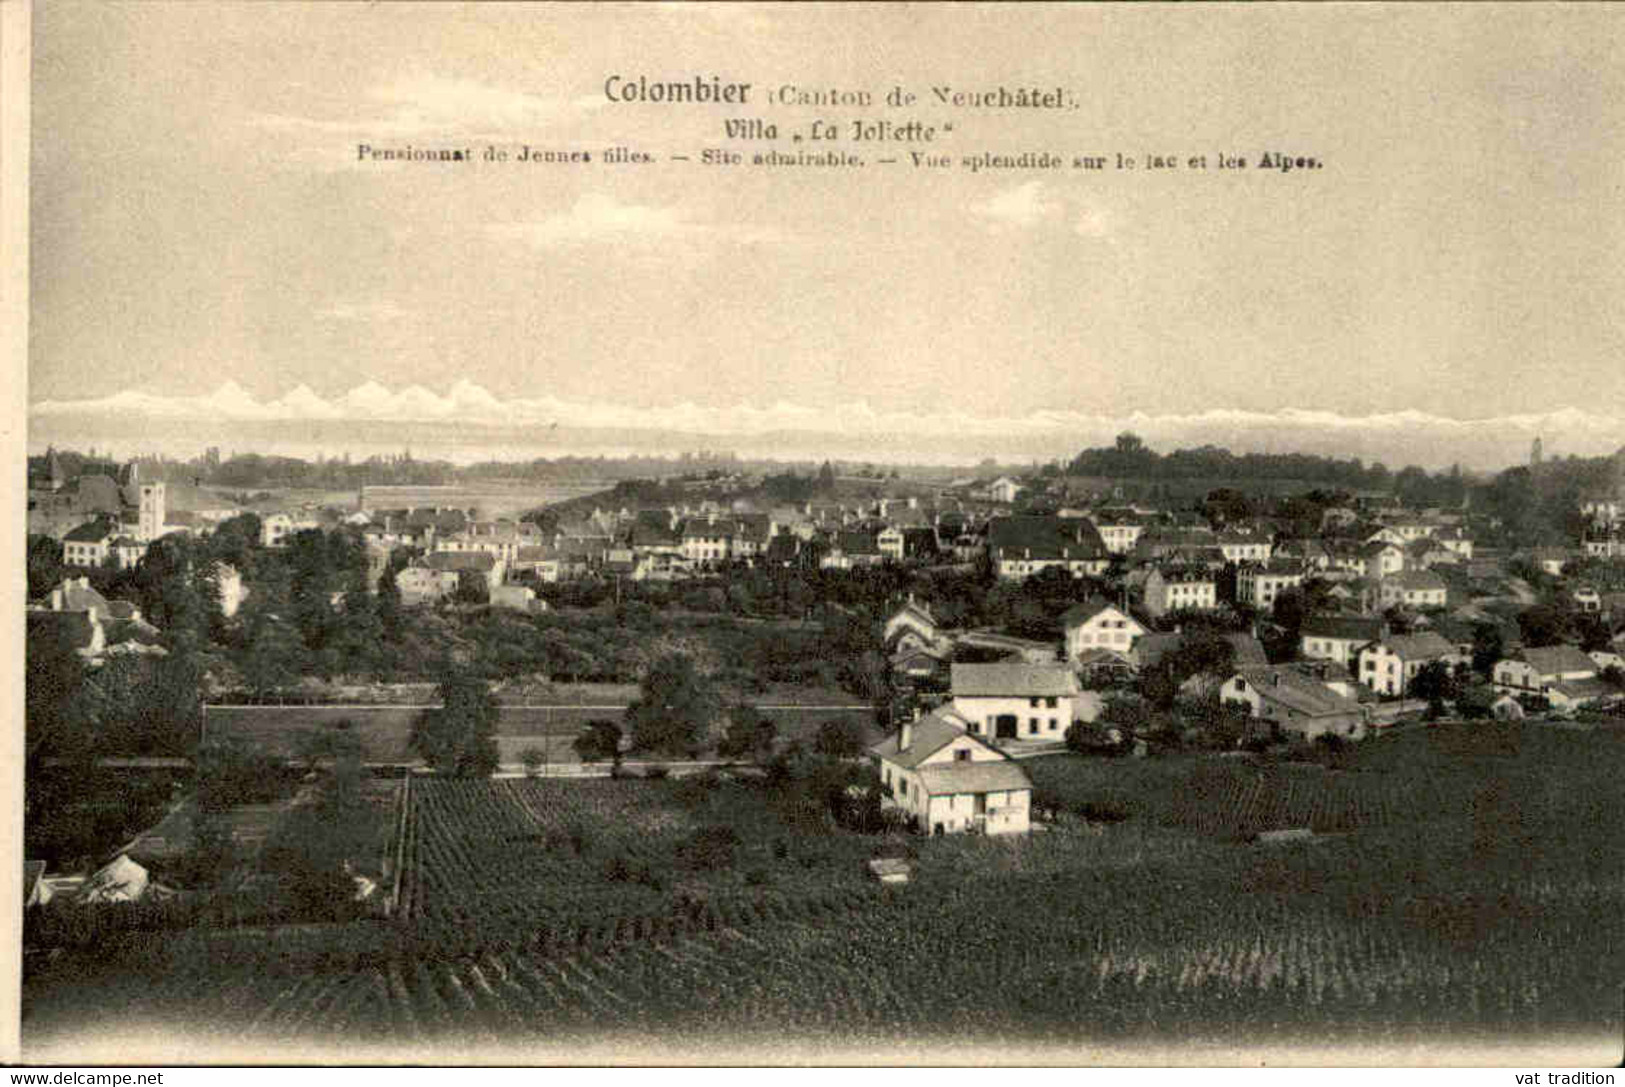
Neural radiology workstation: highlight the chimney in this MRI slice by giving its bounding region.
[900,716,914,751]
[1271,672,1281,688]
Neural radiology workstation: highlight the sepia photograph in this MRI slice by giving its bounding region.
[11,0,1625,1067]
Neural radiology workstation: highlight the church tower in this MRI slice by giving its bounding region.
[139,481,166,541]
[1530,436,1543,469]
[45,446,64,492]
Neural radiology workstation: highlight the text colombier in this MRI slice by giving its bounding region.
[601,76,1076,110]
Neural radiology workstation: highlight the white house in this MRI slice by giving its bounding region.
[1493,645,1599,697]
[884,597,948,655]
[1215,534,1273,564]
[1357,631,1459,697]
[1378,569,1448,610]
[869,712,1032,836]
[1088,512,1147,555]
[1143,565,1218,619]
[985,477,1024,504]
[950,662,1080,742]
[1358,542,1407,579]
[1236,561,1307,613]
[62,521,115,567]
[1061,598,1147,661]
[1299,615,1385,670]
[1494,650,1612,709]
[1434,526,1475,560]
[876,526,906,561]
[435,530,525,566]
[987,516,1110,581]
[680,518,734,563]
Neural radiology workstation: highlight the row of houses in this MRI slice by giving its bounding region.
[891,590,1625,718]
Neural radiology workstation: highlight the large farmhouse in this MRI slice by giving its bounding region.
[1217,666,1369,740]
[950,662,1080,742]
[869,712,1032,836]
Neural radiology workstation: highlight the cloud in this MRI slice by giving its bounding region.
[970,181,1060,229]
[28,380,1625,469]
[490,193,785,248]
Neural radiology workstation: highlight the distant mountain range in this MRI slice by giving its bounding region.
[28,381,1625,472]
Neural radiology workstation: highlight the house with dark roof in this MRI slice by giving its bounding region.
[891,644,951,689]
[424,549,503,591]
[1236,561,1308,614]
[1358,541,1407,579]
[1074,647,1137,685]
[62,520,116,568]
[949,662,1080,742]
[1493,645,1607,707]
[821,531,884,570]
[1144,564,1217,618]
[1087,510,1148,555]
[1379,569,1449,610]
[763,533,811,567]
[512,544,567,583]
[869,711,1032,835]
[900,526,941,560]
[680,518,735,563]
[1357,631,1461,697]
[1272,538,1333,570]
[731,514,774,560]
[1527,546,1573,577]
[1300,615,1386,671]
[109,535,148,570]
[626,516,681,554]
[1218,666,1369,740]
[987,516,1109,581]
[1405,537,1457,571]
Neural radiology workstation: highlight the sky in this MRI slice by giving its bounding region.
[25,3,1625,468]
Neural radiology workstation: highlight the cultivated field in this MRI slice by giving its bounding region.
[23,722,1625,1061]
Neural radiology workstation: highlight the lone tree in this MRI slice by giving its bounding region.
[814,717,866,759]
[624,654,720,758]
[519,745,548,777]
[573,719,623,772]
[411,662,500,776]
